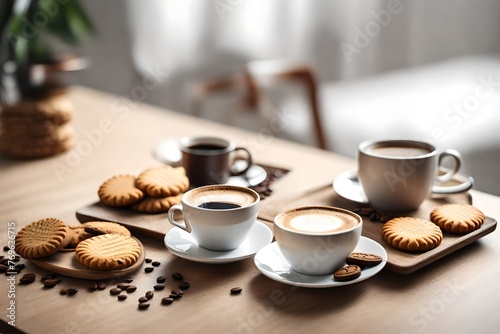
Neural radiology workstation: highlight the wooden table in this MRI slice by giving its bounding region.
[1,86,499,334]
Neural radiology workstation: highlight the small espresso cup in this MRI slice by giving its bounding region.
[167,185,260,251]
[274,206,362,276]
[357,139,469,212]
[180,136,252,187]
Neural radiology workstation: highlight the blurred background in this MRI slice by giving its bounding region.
[2,0,500,195]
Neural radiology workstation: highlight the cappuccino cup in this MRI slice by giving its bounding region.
[274,206,362,276]
[357,139,469,212]
[180,136,252,187]
[167,185,259,251]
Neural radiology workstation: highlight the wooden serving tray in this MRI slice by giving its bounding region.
[30,237,146,280]
[258,183,497,274]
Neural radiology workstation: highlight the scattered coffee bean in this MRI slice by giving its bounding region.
[40,273,57,282]
[230,287,243,295]
[60,289,68,295]
[172,272,183,281]
[156,276,166,284]
[161,297,174,305]
[15,263,25,270]
[138,296,148,303]
[43,279,59,288]
[151,261,161,267]
[97,281,107,290]
[120,276,134,283]
[154,284,165,291]
[117,283,130,290]
[0,264,8,273]
[12,256,21,263]
[126,285,137,293]
[67,288,78,296]
[138,302,150,310]
[110,288,122,295]
[179,281,190,290]
[145,258,152,263]
[145,291,154,300]
[19,275,36,285]
[144,267,154,273]
[169,294,180,299]
[118,294,127,301]
[3,246,10,251]
[89,282,98,291]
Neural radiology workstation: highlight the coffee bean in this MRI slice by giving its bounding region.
[110,288,122,295]
[22,272,36,278]
[151,261,161,267]
[12,256,21,262]
[138,302,150,310]
[156,276,166,284]
[145,291,154,300]
[145,258,152,263]
[67,288,78,296]
[43,279,59,288]
[120,276,134,283]
[169,294,180,299]
[117,283,130,290]
[0,264,8,273]
[118,294,127,301]
[144,267,154,273]
[97,281,106,290]
[3,246,10,251]
[40,274,57,282]
[60,289,68,295]
[161,297,174,305]
[172,272,183,281]
[15,263,25,270]
[171,289,184,297]
[153,284,165,291]
[19,275,36,285]
[126,285,137,293]
[179,281,190,290]
[138,296,148,303]
[0,255,3,259]
[89,282,98,291]
[230,287,243,295]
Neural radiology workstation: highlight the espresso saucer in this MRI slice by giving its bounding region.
[333,169,474,204]
[153,138,267,187]
[164,220,273,264]
[254,237,387,288]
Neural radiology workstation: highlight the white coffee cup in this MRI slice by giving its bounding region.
[274,206,362,276]
[167,185,260,251]
[357,139,470,212]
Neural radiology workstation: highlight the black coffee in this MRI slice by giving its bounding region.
[198,202,241,210]
[188,144,226,151]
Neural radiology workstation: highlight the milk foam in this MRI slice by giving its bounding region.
[279,208,359,234]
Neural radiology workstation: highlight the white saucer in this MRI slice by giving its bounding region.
[164,220,273,264]
[153,138,267,187]
[333,169,474,204]
[333,170,369,204]
[254,237,387,288]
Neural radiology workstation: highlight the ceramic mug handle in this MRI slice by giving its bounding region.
[167,204,192,233]
[431,149,471,195]
[229,147,253,176]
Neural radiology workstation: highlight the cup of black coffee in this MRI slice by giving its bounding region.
[180,136,252,187]
[167,185,260,251]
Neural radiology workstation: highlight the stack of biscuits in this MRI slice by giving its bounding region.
[0,92,74,158]
[15,218,142,271]
[98,165,189,214]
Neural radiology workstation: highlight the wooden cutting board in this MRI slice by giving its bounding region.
[29,237,146,280]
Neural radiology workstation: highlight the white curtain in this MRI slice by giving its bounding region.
[126,0,500,113]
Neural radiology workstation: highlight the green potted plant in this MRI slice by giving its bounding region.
[0,0,94,158]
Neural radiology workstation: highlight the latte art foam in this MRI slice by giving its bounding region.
[278,208,359,234]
